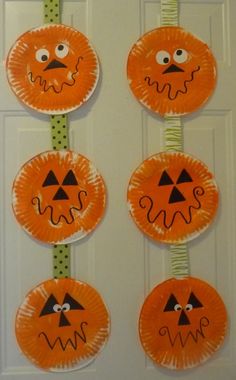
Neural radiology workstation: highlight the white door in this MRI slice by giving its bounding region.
[1,0,236,379]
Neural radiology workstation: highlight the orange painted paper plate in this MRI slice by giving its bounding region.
[127,152,218,244]
[6,24,99,114]
[127,26,216,116]
[12,150,106,244]
[139,277,227,370]
[15,278,110,372]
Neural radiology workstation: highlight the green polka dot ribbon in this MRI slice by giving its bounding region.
[43,0,60,24]
[51,117,70,279]
[53,244,70,279]
[43,1,71,279]
[161,0,189,279]
[50,115,70,279]
[51,115,69,150]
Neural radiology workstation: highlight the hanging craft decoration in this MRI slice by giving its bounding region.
[126,0,228,371]
[127,151,218,244]
[139,277,227,370]
[12,150,106,244]
[15,278,110,371]
[6,23,99,114]
[6,0,110,372]
[127,26,216,116]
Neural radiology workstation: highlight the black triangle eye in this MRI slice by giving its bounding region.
[187,292,203,308]
[40,294,59,316]
[63,293,84,310]
[42,170,59,187]
[164,294,179,312]
[158,170,174,186]
[176,169,193,184]
[62,170,78,186]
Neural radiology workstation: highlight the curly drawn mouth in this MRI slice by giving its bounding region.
[139,186,204,229]
[144,66,200,100]
[31,190,87,226]
[38,322,88,351]
[159,316,209,348]
[28,56,83,94]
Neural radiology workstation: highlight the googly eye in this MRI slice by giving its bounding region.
[35,48,50,63]
[156,50,171,65]
[61,303,70,312]
[53,304,62,313]
[174,304,182,311]
[185,304,193,312]
[173,49,188,64]
[55,44,69,59]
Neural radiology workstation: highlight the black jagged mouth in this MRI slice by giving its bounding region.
[28,56,83,94]
[159,316,210,348]
[144,66,200,100]
[139,186,204,229]
[31,190,87,226]
[38,322,88,351]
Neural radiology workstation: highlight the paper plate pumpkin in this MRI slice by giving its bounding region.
[127,26,216,116]
[12,150,106,244]
[6,24,99,114]
[139,277,227,370]
[127,152,218,244]
[15,278,110,371]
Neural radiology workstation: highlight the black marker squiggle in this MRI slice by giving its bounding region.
[38,322,88,351]
[144,66,200,100]
[159,317,209,348]
[139,186,204,229]
[28,56,83,94]
[32,190,87,226]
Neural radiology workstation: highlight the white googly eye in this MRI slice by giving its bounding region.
[185,304,193,311]
[156,50,171,65]
[35,48,50,63]
[173,49,188,64]
[61,303,70,312]
[55,44,69,59]
[174,304,182,311]
[53,304,62,312]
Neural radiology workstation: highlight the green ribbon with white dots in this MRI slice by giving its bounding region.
[43,0,71,279]
[161,1,189,279]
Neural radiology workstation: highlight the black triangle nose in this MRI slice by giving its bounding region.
[163,64,184,74]
[169,186,186,204]
[53,187,69,201]
[44,59,67,71]
[178,310,190,326]
[59,311,71,327]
